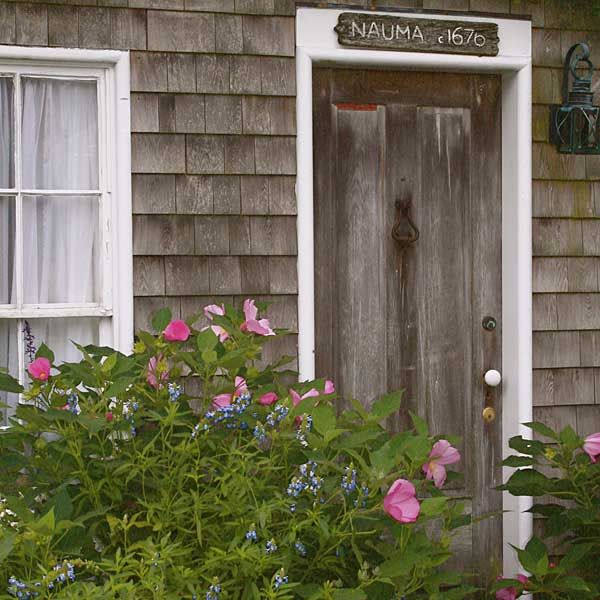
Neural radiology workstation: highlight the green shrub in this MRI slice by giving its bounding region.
[498,422,600,599]
[0,301,472,599]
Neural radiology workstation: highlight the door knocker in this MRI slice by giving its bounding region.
[392,199,420,249]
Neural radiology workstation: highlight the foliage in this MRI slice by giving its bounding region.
[498,422,600,599]
[0,301,473,599]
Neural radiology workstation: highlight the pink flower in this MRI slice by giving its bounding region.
[163,319,190,342]
[240,299,275,336]
[147,355,168,389]
[383,479,420,524]
[422,440,461,488]
[290,388,319,425]
[324,380,335,394]
[496,575,528,600]
[583,432,600,463]
[213,376,248,409]
[203,304,229,342]
[259,392,278,406]
[28,357,51,381]
[204,304,225,319]
[106,412,114,422]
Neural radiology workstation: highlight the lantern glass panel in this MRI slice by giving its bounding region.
[573,106,600,151]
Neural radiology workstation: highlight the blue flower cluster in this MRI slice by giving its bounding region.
[341,466,357,495]
[287,461,323,498]
[205,580,221,600]
[295,414,313,447]
[168,382,182,402]
[245,528,257,542]
[8,562,75,599]
[294,540,307,557]
[265,539,278,554]
[65,393,81,416]
[273,569,288,590]
[123,400,139,436]
[252,422,267,443]
[341,466,369,507]
[265,403,289,427]
[192,391,252,438]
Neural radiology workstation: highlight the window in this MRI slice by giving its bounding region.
[0,48,132,423]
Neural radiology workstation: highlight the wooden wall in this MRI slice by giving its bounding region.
[1,0,600,432]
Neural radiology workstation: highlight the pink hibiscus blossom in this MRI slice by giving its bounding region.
[383,478,420,524]
[203,304,229,342]
[259,391,279,406]
[496,575,529,600]
[213,376,248,409]
[290,380,335,424]
[147,355,168,389]
[28,357,51,381]
[583,432,600,463]
[422,440,461,488]
[163,319,190,342]
[240,299,274,336]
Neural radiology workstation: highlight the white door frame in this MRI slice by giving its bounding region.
[295,7,532,577]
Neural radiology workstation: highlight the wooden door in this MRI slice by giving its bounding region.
[313,68,503,583]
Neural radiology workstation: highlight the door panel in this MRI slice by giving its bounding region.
[313,68,502,583]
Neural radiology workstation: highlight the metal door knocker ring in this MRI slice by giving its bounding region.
[392,199,420,249]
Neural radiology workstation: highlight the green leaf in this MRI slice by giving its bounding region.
[197,328,218,351]
[500,469,553,496]
[560,543,593,571]
[152,307,172,332]
[371,391,403,420]
[335,428,383,450]
[410,410,429,436]
[515,536,548,575]
[0,532,15,563]
[104,377,136,398]
[524,421,558,440]
[559,425,581,448]
[32,507,55,535]
[0,372,23,393]
[554,576,590,592]
[201,349,217,364]
[503,455,535,467]
[420,496,448,517]
[312,405,336,435]
[508,436,545,456]
[332,590,367,600]
[36,342,55,363]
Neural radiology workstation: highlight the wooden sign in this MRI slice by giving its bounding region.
[334,13,499,57]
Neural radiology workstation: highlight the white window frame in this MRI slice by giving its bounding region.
[0,46,133,364]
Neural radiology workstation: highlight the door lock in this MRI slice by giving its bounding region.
[482,406,496,423]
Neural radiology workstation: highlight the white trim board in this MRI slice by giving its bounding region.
[295,7,532,578]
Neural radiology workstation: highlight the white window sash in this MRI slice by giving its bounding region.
[0,47,132,356]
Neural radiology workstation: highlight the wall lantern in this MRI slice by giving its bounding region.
[550,42,600,155]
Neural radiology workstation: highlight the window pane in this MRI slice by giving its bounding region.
[21,78,99,190]
[0,77,14,188]
[0,320,18,425]
[26,317,100,366]
[23,195,100,304]
[0,196,15,304]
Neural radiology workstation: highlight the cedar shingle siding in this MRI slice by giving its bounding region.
[1,0,600,430]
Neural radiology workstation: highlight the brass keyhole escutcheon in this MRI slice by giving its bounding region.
[482,406,496,423]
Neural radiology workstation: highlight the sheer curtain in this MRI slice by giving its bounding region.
[21,78,100,364]
[0,78,15,423]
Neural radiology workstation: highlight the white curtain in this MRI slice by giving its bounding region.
[0,77,13,188]
[1,78,15,423]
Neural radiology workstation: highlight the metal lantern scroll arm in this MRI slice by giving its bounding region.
[550,42,600,155]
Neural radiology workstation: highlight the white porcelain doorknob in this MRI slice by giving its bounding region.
[484,369,502,387]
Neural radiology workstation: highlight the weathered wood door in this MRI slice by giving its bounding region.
[313,68,503,582]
